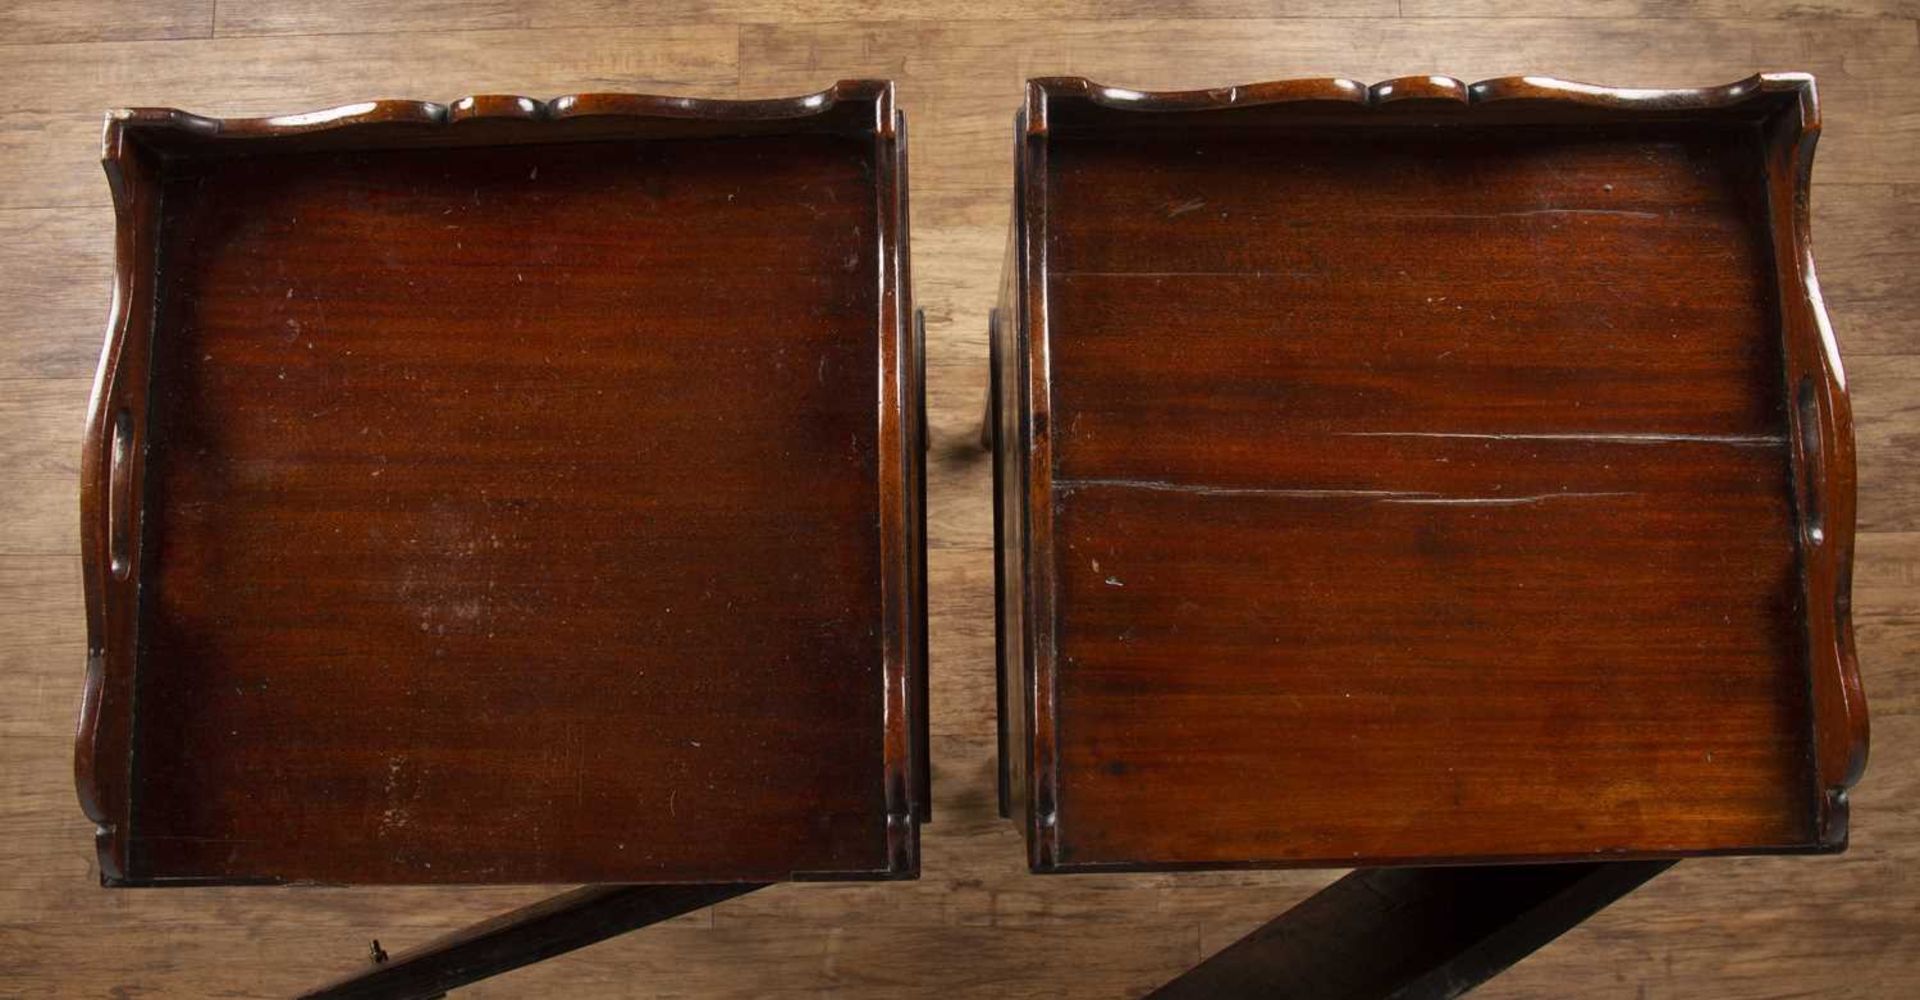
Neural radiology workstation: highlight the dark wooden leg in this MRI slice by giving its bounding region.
[979,308,999,451]
[985,309,1009,819]
[1149,861,1674,1000]
[915,307,930,456]
[911,306,931,821]
[300,883,767,1000]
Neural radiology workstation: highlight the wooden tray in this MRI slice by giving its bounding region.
[989,74,1865,873]
[79,81,927,886]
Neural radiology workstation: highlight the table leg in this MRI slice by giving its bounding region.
[300,883,767,999]
[1148,860,1674,1000]
[979,309,1000,451]
[985,309,1009,819]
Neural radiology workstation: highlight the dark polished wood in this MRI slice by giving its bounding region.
[78,81,926,886]
[1149,861,1675,1000]
[301,883,767,1000]
[990,74,1865,873]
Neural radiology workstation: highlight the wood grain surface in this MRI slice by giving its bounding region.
[89,96,917,885]
[0,1,1916,996]
[997,78,1856,872]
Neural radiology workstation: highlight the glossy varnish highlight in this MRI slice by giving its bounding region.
[991,75,1864,871]
[80,83,925,885]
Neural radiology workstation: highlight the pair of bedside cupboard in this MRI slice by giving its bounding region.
[79,73,1861,998]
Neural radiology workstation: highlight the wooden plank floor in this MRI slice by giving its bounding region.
[1,2,1916,996]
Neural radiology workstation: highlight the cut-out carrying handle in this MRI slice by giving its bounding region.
[108,409,134,580]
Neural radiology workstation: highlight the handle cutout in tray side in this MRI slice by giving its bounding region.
[1795,375,1825,548]
[108,408,134,581]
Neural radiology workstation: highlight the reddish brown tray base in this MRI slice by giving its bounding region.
[990,74,1865,873]
[79,81,926,886]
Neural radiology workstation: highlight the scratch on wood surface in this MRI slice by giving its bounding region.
[1059,479,1637,507]
[1379,208,1662,221]
[1340,431,1787,446]
[1057,477,1438,499]
[1386,491,1633,506]
[1055,270,1314,279]
[378,756,411,837]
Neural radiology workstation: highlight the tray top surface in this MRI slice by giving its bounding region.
[1029,111,1824,868]
[120,126,899,883]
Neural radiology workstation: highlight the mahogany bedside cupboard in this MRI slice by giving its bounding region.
[78,82,926,991]
[987,73,1865,998]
